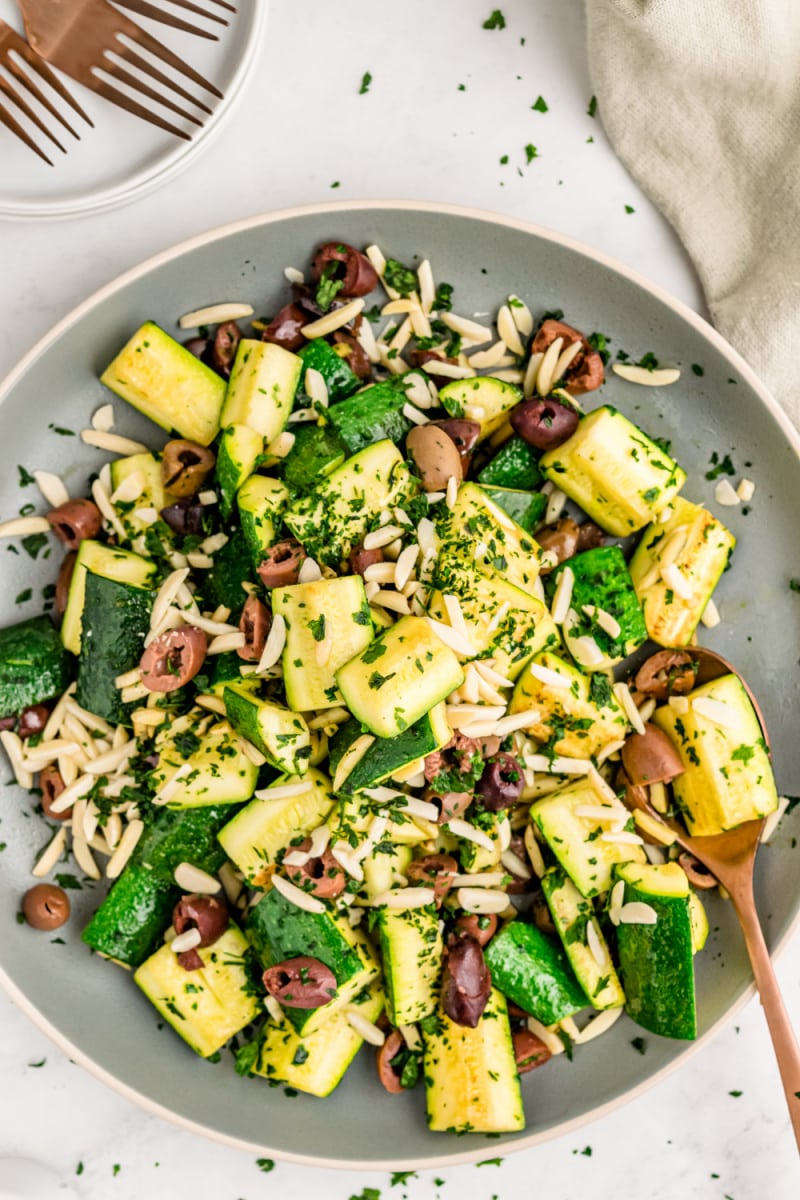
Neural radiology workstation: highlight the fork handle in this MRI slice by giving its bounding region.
[732,887,800,1154]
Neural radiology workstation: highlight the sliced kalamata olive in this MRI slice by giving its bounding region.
[161,498,208,537]
[504,833,532,895]
[238,597,271,663]
[407,424,464,492]
[283,841,346,899]
[617,767,650,814]
[441,935,492,1027]
[258,539,307,588]
[513,1029,552,1073]
[621,723,685,786]
[409,349,459,370]
[0,716,15,732]
[208,321,242,377]
[376,1028,406,1094]
[46,498,102,550]
[22,883,70,931]
[476,752,524,811]
[455,912,498,947]
[531,319,604,395]
[429,418,482,461]
[534,517,580,571]
[405,854,458,905]
[678,852,718,890]
[139,626,207,693]
[173,893,229,946]
[332,330,372,378]
[634,650,697,701]
[178,948,205,972]
[55,551,77,618]
[40,765,69,820]
[510,397,580,450]
[424,787,473,824]
[262,956,338,1009]
[183,336,209,359]
[349,543,384,577]
[262,303,310,352]
[577,521,605,552]
[17,704,49,740]
[311,242,379,297]
[161,439,216,498]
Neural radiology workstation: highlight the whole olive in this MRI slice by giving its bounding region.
[513,1029,552,1073]
[173,893,229,947]
[160,498,208,537]
[17,704,49,740]
[621,723,685,786]
[46,498,102,550]
[258,540,307,588]
[476,752,524,811]
[22,883,70,931]
[139,627,207,693]
[311,242,379,297]
[406,424,464,492]
[634,650,697,701]
[238,596,271,663]
[161,439,216,498]
[535,518,580,571]
[262,956,338,1009]
[405,854,458,906]
[376,1028,406,1094]
[283,841,347,900]
[441,935,492,1027]
[510,397,580,450]
[455,912,498,947]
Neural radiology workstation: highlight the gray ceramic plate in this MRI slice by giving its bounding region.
[1,201,798,1170]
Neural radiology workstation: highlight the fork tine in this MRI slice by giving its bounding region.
[0,75,66,152]
[13,37,94,127]
[113,40,213,115]
[127,25,223,98]
[102,57,204,126]
[5,57,79,139]
[0,99,52,164]
[153,0,231,24]
[90,76,191,140]
[111,0,220,40]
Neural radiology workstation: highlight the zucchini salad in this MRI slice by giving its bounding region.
[0,241,786,1134]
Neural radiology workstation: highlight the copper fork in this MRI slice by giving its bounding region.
[0,19,92,164]
[115,0,237,35]
[17,0,224,141]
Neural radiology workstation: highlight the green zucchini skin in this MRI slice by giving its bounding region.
[280,424,346,493]
[82,804,235,967]
[328,714,441,795]
[0,615,74,720]
[298,339,361,404]
[478,436,543,490]
[480,486,547,534]
[75,572,153,726]
[483,919,588,1025]
[548,545,647,660]
[201,528,252,614]
[326,381,412,455]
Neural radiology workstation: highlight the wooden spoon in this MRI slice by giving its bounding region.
[642,646,800,1151]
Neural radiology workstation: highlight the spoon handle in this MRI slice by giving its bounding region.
[733,889,800,1153]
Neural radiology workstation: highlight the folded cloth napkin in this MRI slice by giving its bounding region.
[585,0,800,428]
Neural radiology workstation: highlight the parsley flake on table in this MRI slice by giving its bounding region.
[532,95,548,112]
[359,71,372,95]
[705,451,736,480]
[482,9,506,29]
[525,143,539,163]
[390,1172,417,1186]
[692,362,705,376]
[587,94,598,117]
[17,464,34,487]
[790,578,800,593]
[625,204,635,214]
[256,1157,276,1173]
[729,1089,743,1097]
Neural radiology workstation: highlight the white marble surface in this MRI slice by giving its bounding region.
[0,0,798,1196]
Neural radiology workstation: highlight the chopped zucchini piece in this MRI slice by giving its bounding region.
[202,528,252,614]
[439,376,522,442]
[362,843,413,900]
[422,989,525,1133]
[221,340,301,440]
[613,861,697,1040]
[509,651,627,758]
[327,703,451,796]
[134,925,260,1057]
[436,482,542,596]
[151,709,258,808]
[688,890,709,953]
[215,423,263,518]
[326,379,412,455]
[541,868,625,1010]
[217,767,335,885]
[298,338,360,403]
[478,435,543,490]
[200,650,259,698]
[279,423,346,492]
[61,540,156,655]
[272,575,373,712]
[109,452,170,548]
[652,673,777,835]
[548,545,648,670]
[0,615,73,720]
[284,439,418,568]
[76,571,153,725]
[247,888,380,1036]
[223,685,311,775]
[480,485,547,534]
[530,778,646,897]
[100,321,225,447]
[336,615,464,738]
[629,498,735,647]
[331,792,437,848]
[250,983,384,1096]
[483,920,588,1024]
[236,475,290,570]
[540,405,686,536]
[379,905,443,1025]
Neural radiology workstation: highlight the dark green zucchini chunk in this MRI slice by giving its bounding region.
[75,572,153,726]
[298,338,361,404]
[478,435,543,490]
[0,615,73,720]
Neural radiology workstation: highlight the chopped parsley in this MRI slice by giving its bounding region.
[691,363,705,376]
[315,263,344,313]
[587,94,598,118]
[524,143,539,163]
[17,465,35,487]
[308,614,326,642]
[706,452,736,480]
[531,95,548,112]
[624,204,635,214]
[383,258,418,297]
[358,71,372,94]
[256,1157,276,1173]
[482,9,506,29]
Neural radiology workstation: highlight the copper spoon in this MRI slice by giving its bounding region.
[639,646,800,1151]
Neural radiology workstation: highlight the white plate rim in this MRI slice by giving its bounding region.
[0,1,268,221]
[0,197,798,1169]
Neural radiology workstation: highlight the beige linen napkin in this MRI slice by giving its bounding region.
[584,0,800,428]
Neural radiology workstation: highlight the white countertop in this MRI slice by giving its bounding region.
[0,1,798,1196]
